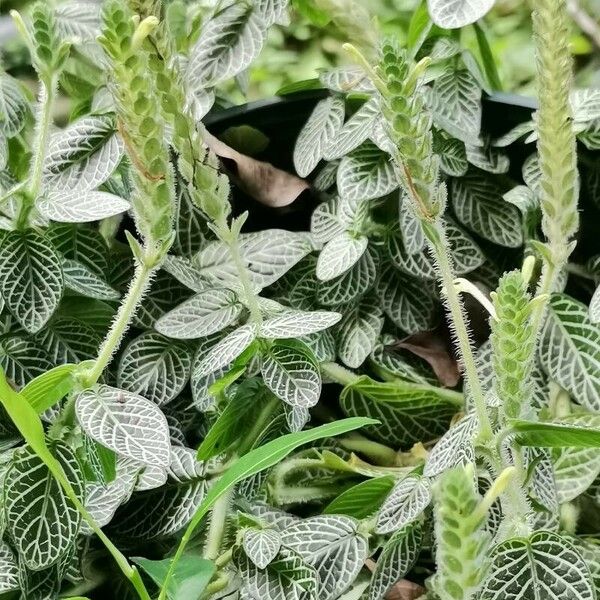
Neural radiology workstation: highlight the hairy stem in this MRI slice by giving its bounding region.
[424,223,493,441]
[82,261,154,387]
[518,0,578,402]
[215,217,263,324]
[16,77,56,229]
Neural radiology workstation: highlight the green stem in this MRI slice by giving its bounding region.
[82,261,154,387]
[17,76,56,229]
[203,488,232,561]
[338,433,397,466]
[425,223,493,441]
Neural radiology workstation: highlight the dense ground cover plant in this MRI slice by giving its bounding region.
[0,0,599,599]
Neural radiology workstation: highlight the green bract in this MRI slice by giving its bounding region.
[0,0,598,599]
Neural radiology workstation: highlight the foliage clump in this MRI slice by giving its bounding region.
[0,1,598,600]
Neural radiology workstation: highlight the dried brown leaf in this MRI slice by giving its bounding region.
[204,130,309,208]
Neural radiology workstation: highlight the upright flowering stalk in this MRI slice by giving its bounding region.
[356,41,493,440]
[83,1,178,386]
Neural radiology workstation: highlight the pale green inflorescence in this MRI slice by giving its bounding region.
[532,0,579,267]
[377,41,444,222]
[99,0,174,251]
[125,0,231,225]
[432,465,492,600]
[490,271,535,421]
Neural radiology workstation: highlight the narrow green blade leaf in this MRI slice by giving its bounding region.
[20,363,81,413]
[0,367,48,457]
[133,555,215,600]
[512,420,600,448]
[473,22,502,91]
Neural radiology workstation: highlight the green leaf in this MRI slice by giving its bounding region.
[370,523,422,600]
[75,384,171,467]
[291,0,330,26]
[452,172,523,248]
[340,375,462,447]
[0,229,64,333]
[54,1,100,40]
[133,554,215,600]
[85,435,117,485]
[47,223,109,277]
[117,332,193,405]
[473,22,502,91]
[424,413,477,477]
[38,189,130,223]
[376,474,431,533]
[337,141,398,201]
[388,232,437,280]
[20,363,80,414]
[62,258,121,301]
[377,266,437,334]
[279,514,368,600]
[438,138,469,177]
[538,294,600,411]
[36,317,101,365]
[512,420,600,448]
[0,542,19,593]
[155,288,243,340]
[195,324,258,377]
[187,2,268,88]
[0,335,53,388]
[243,528,282,569]
[553,413,600,502]
[236,545,317,600]
[479,531,595,600]
[319,67,374,93]
[318,246,378,307]
[427,0,494,28]
[0,74,29,137]
[590,284,600,324]
[5,442,84,570]
[428,67,482,145]
[293,96,345,177]
[407,0,432,54]
[337,297,384,369]
[109,448,210,540]
[317,232,369,282]
[43,114,124,192]
[323,97,380,161]
[323,476,395,518]
[261,339,321,408]
[260,310,341,338]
